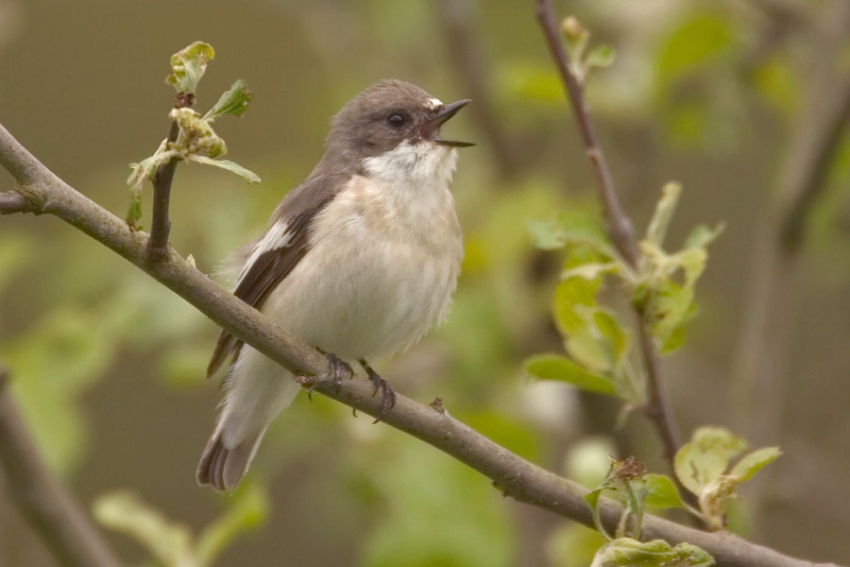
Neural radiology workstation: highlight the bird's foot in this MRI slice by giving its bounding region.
[358,359,396,423]
[322,351,354,394]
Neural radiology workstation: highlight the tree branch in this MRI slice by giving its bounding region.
[146,93,195,262]
[0,190,30,214]
[0,117,839,567]
[0,365,122,567]
[534,0,682,464]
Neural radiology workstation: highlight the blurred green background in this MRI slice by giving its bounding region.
[1,0,849,565]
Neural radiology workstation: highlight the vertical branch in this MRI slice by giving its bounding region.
[0,366,121,567]
[733,0,850,445]
[146,92,194,262]
[534,0,682,461]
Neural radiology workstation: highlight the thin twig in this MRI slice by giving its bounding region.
[146,93,194,262]
[0,191,30,215]
[0,121,840,567]
[0,365,121,567]
[534,0,682,463]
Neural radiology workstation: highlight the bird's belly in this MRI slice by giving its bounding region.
[261,231,461,362]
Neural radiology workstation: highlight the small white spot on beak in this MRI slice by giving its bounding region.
[427,97,443,109]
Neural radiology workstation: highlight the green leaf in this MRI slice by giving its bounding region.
[684,223,725,250]
[592,538,715,567]
[93,491,195,566]
[646,182,681,247]
[675,427,746,496]
[561,262,620,281]
[643,474,685,509]
[524,354,617,395]
[196,482,269,566]
[204,79,254,121]
[730,447,782,482]
[648,280,696,349]
[187,156,261,183]
[692,427,747,458]
[657,13,733,84]
[593,309,629,363]
[583,487,610,541]
[585,44,616,70]
[528,210,615,257]
[165,41,215,94]
[527,218,567,250]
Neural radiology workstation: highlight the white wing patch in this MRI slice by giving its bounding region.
[239,220,291,281]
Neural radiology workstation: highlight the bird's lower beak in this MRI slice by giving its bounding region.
[420,99,474,148]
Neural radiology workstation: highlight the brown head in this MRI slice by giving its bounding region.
[322,80,472,170]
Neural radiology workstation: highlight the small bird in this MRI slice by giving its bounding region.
[196,80,472,492]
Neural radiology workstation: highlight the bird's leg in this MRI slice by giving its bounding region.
[358,359,396,423]
[316,348,353,394]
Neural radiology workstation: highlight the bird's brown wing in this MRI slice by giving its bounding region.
[206,172,348,378]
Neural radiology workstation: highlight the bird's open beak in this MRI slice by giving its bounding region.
[420,99,474,148]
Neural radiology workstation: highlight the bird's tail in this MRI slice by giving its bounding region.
[196,427,266,492]
[196,345,301,492]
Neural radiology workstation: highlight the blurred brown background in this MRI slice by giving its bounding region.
[1,0,849,565]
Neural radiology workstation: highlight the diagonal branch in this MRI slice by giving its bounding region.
[0,119,839,567]
[0,365,122,567]
[534,0,682,464]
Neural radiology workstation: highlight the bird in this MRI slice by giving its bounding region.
[196,79,472,492]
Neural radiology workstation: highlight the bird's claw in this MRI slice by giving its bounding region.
[324,352,354,395]
[359,359,396,423]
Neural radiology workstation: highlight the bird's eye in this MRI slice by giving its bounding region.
[387,113,407,128]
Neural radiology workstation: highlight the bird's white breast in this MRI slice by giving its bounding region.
[262,141,463,361]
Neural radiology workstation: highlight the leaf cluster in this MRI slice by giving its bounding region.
[525,183,722,416]
[93,484,268,567]
[126,42,259,229]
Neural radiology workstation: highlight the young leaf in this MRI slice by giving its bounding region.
[684,223,725,250]
[93,491,195,566]
[561,262,620,282]
[583,487,612,541]
[524,354,617,395]
[675,442,720,497]
[166,41,215,94]
[196,482,269,566]
[585,44,616,70]
[645,183,681,247]
[730,446,782,482]
[643,474,685,509]
[591,538,715,567]
[125,192,143,230]
[593,309,630,364]
[691,427,747,458]
[188,156,261,184]
[527,218,566,250]
[205,79,254,121]
[528,210,616,257]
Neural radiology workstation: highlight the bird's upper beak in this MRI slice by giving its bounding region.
[420,99,474,148]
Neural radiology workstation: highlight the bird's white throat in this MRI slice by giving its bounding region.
[362,139,458,189]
